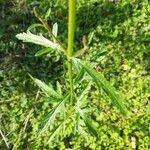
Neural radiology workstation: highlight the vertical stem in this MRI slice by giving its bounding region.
[67,0,76,103]
[68,0,76,56]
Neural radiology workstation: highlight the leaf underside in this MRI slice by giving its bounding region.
[16,31,60,50]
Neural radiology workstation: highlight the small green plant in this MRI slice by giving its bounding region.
[16,0,128,143]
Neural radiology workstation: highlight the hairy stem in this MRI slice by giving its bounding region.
[67,0,76,104]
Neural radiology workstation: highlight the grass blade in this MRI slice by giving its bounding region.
[0,129,9,149]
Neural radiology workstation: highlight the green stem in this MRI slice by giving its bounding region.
[33,7,65,52]
[67,0,76,56]
[67,0,76,104]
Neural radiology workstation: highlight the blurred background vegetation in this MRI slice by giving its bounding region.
[0,0,150,149]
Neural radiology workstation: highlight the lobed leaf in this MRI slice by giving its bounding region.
[47,119,67,143]
[77,108,98,136]
[74,58,128,116]
[76,82,92,108]
[38,94,69,137]
[29,75,62,99]
[74,67,85,85]
[16,31,61,50]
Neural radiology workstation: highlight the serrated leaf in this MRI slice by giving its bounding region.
[77,82,92,108]
[72,57,82,72]
[16,31,61,50]
[78,125,89,141]
[77,108,98,136]
[74,67,85,84]
[74,59,128,116]
[35,48,53,57]
[52,23,58,37]
[29,75,62,99]
[47,119,66,143]
[38,94,69,137]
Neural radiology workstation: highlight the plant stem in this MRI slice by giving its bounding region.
[67,0,76,57]
[67,0,76,104]
[33,7,65,52]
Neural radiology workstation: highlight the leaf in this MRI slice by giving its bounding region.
[29,75,62,99]
[0,129,9,149]
[43,97,62,104]
[78,125,89,141]
[73,57,81,72]
[27,24,44,31]
[38,94,69,137]
[16,31,61,50]
[47,119,66,143]
[52,23,58,37]
[88,31,94,45]
[35,48,53,57]
[74,67,85,84]
[77,82,92,108]
[56,81,62,95]
[74,59,128,116]
[45,8,51,20]
[77,108,98,136]
[73,48,86,58]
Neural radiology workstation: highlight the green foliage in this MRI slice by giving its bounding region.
[16,31,61,50]
[0,0,150,149]
[15,0,128,146]
[29,75,62,99]
[75,59,128,116]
